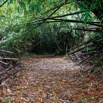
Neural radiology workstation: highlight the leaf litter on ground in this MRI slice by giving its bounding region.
[0,55,103,103]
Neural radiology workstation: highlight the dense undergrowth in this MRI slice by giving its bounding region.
[0,0,103,72]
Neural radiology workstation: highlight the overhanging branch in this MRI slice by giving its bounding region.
[47,18,103,28]
[0,0,8,7]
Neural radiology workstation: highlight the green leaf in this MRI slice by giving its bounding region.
[81,97,89,103]
[91,96,95,100]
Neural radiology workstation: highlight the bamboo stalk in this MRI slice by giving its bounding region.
[0,50,13,54]
[0,60,8,65]
[0,58,18,61]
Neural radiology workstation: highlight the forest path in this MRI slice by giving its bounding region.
[21,55,80,70]
[0,56,103,103]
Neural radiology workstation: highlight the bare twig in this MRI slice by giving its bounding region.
[0,60,8,65]
[0,57,18,61]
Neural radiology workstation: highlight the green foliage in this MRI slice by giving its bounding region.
[0,0,103,72]
[2,97,9,103]
[81,97,89,103]
[0,0,83,55]
[81,96,95,102]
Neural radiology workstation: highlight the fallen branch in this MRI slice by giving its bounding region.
[0,60,8,65]
[0,57,18,61]
[0,50,13,54]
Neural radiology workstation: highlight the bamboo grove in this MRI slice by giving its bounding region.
[0,0,103,73]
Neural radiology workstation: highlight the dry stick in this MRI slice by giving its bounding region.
[0,66,12,73]
[68,46,86,55]
[89,55,103,72]
[0,58,18,61]
[76,48,103,68]
[76,55,94,66]
[0,67,22,84]
[0,50,13,54]
[68,42,95,55]
[67,36,101,53]
[0,60,8,65]
[82,50,97,56]
[67,39,102,56]
[0,64,23,81]
[0,66,13,78]
[32,40,45,48]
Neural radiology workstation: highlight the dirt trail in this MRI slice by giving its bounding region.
[21,56,80,70]
[0,56,103,103]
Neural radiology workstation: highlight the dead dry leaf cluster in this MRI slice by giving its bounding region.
[0,56,103,103]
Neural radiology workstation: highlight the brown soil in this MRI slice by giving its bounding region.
[0,55,103,103]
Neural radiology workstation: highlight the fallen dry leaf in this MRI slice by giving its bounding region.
[0,55,103,103]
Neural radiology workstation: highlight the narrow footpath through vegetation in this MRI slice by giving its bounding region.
[0,56,103,103]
